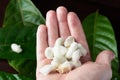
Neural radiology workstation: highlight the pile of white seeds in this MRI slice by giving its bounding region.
[40,36,87,75]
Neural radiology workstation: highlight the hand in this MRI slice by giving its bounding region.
[36,6,114,80]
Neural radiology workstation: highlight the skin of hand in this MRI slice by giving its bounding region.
[36,6,114,80]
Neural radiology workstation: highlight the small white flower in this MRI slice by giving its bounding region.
[11,43,22,53]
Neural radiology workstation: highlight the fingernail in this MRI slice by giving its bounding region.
[111,52,115,60]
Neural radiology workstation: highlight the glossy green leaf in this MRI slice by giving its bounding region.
[3,0,45,28]
[112,71,120,80]
[0,71,32,80]
[82,11,119,78]
[0,26,37,59]
[8,59,36,80]
[0,0,45,59]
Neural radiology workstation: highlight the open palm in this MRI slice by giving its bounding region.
[36,6,113,80]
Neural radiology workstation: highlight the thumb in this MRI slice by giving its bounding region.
[95,50,115,65]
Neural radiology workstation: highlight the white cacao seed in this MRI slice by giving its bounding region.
[39,64,56,75]
[11,43,22,53]
[45,47,54,59]
[64,36,74,47]
[66,42,78,59]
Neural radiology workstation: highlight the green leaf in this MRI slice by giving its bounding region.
[8,59,36,80]
[112,71,120,80]
[0,26,37,59]
[0,0,45,60]
[0,71,32,80]
[82,11,119,72]
[3,0,45,28]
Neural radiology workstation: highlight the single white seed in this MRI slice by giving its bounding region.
[72,49,82,62]
[77,44,87,56]
[45,47,54,59]
[55,38,64,46]
[53,46,67,57]
[64,36,74,47]
[57,61,73,73]
[52,55,67,65]
[60,46,68,56]
[39,64,56,75]
[72,60,81,68]
[66,42,78,59]
[11,43,22,53]
[51,60,59,68]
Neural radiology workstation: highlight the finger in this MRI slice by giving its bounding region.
[67,12,91,62]
[46,10,59,47]
[56,6,70,39]
[36,25,48,64]
[96,50,115,66]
